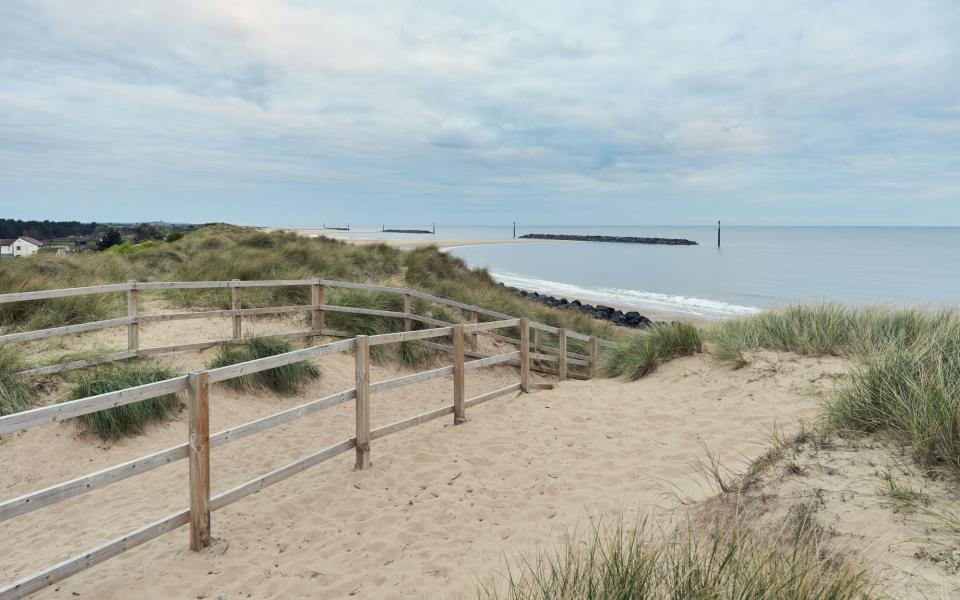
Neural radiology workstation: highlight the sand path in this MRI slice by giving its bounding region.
[0,322,848,599]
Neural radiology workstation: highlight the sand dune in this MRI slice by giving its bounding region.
[1,312,849,598]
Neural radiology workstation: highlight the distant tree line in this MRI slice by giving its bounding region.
[0,219,100,240]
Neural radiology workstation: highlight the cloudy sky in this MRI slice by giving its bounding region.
[2,1,959,226]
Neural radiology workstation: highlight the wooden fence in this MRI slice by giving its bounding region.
[0,279,616,599]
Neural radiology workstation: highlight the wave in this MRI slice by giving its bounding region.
[491,271,760,319]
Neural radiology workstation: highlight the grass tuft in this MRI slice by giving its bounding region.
[0,348,33,416]
[824,320,960,470]
[709,304,958,366]
[65,361,181,440]
[208,336,320,394]
[479,516,877,599]
[601,322,702,380]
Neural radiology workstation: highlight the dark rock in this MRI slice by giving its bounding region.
[518,233,697,246]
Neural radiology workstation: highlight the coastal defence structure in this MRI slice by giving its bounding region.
[519,233,698,245]
[0,279,614,599]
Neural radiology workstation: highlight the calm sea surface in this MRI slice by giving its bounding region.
[326,226,960,319]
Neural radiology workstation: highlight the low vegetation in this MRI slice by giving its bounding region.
[208,336,320,394]
[0,348,33,416]
[601,322,702,380]
[826,323,960,470]
[0,225,621,345]
[480,517,876,599]
[709,304,958,366]
[709,305,960,473]
[64,361,181,440]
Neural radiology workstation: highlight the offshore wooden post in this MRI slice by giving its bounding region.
[354,335,371,469]
[717,220,721,248]
[590,336,600,378]
[403,293,412,331]
[520,318,530,392]
[231,279,242,339]
[453,325,466,423]
[311,281,326,332]
[188,371,211,550]
[126,281,139,352]
[557,327,568,381]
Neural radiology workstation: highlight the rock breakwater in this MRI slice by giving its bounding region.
[519,234,697,245]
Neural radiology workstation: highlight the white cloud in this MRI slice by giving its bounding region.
[1,0,959,223]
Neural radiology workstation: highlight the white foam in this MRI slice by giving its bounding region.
[492,271,760,319]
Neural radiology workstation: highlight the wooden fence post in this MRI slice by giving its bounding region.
[557,328,567,381]
[403,293,412,332]
[520,318,530,392]
[311,281,326,333]
[188,371,211,551]
[231,280,242,339]
[354,336,371,469]
[590,336,600,378]
[453,324,466,423]
[533,327,540,370]
[469,311,479,351]
[126,281,138,353]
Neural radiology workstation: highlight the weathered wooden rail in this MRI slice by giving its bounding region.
[0,279,617,599]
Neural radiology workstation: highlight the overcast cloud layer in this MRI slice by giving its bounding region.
[2,1,959,226]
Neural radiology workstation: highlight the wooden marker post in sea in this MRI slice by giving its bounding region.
[717,220,721,248]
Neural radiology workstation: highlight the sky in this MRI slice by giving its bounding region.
[2,1,959,227]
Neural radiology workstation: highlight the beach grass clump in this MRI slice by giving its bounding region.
[0,347,33,416]
[601,322,702,380]
[479,517,876,599]
[208,336,320,394]
[65,361,181,440]
[825,320,960,470]
[0,253,131,331]
[709,304,959,366]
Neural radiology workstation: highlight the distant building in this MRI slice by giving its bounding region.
[0,235,44,257]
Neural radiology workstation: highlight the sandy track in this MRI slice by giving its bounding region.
[0,330,848,598]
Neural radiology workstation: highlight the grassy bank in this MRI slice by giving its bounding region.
[0,225,619,342]
[709,305,960,472]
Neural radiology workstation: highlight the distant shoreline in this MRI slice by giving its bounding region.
[267,226,723,321]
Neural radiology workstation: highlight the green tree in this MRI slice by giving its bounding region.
[133,223,161,242]
[96,228,122,251]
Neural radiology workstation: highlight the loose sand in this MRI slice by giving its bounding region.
[0,303,854,598]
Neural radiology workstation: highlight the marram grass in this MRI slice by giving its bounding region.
[825,320,960,470]
[601,322,702,380]
[0,347,33,416]
[208,336,320,395]
[711,304,960,471]
[65,361,181,440]
[478,516,877,600]
[708,304,959,366]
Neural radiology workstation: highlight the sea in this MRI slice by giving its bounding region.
[322,226,960,320]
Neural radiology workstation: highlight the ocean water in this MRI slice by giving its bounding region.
[326,226,960,319]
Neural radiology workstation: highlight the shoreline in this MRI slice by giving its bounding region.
[270,226,739,323]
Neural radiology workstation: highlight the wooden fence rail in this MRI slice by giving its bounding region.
[0,280,620,599]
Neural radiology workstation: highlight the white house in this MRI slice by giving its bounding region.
[0,236,44,257]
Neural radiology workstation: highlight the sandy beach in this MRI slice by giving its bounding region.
[3,306,839,599]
